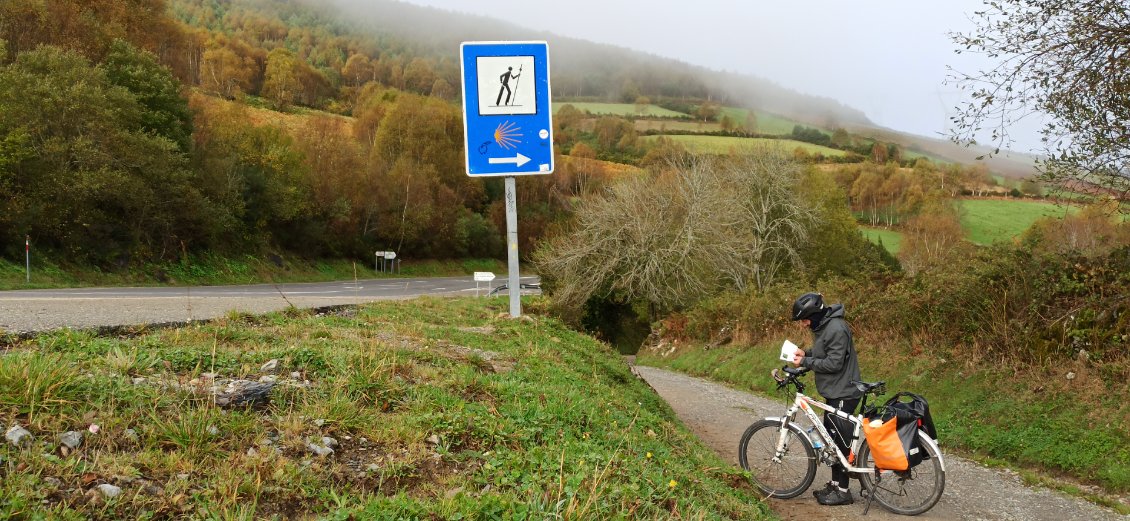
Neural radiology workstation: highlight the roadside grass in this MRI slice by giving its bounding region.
[860,227,903,255]
[553,102,690,118]
[640,135,846,157]
[0,255,507,291]
[958,198,1076,245]
[0,297,773,519]
[637,334,1130,512]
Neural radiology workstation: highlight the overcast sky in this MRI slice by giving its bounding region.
[398,0,1041,152]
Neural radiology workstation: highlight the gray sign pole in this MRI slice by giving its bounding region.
[504,176,521,317]
[25,235,30,283]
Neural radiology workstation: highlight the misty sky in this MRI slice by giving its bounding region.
[398,0,1041,152]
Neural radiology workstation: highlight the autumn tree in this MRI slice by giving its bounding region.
[0,46,211,261]
[870,141,889,163]
[796,167,900,279]
[743,110,758,134]
[950,0,1130,206]
[101,40,193,152]
[694,100,719,122]
[831,128,851,148]
[341,53,374,87]
[262,47,301,108]
[898,197,967,275]
[633,96,650,115]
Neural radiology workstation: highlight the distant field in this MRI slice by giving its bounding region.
[634,119,722,132]
[560,154,644,176]
[860,199,1075,253]
[553,102,689,118]
[861,227,903,254]
[717,107,803,136]
[642,134,846,156]
[902,148,950,164]
[959,198,1075,245]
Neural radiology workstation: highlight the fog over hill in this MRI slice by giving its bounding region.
[317,0,1037,177]
[320,0,873,126]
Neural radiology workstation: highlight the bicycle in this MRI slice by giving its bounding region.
[738,366,945,516]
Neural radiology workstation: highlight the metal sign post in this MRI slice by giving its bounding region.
[460,41,553,318]
[25,235,30,283]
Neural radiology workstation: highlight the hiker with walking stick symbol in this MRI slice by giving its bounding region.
[496,65,522,106]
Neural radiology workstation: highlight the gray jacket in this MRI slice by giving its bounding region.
[801,304,862,400]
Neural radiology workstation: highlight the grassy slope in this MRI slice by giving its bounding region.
[716,107,806,136]
[958,198,1075,245]
[860,227,903,254]
[553,102,689,118]
[860,199,1077,255]
[0,298,772,519]
[638,336,1129,511]
[641,135,846,157]
[554,103,803,137]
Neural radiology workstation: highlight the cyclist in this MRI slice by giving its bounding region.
[790,291,861,506]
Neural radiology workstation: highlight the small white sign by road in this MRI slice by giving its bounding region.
[473,272,495,282]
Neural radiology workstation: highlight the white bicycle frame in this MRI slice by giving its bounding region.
[768,392,946,477]
[767,391,875,474]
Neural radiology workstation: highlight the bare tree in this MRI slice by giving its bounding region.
[898,199,967,275]
[948,0,1130,206]
[533,148,815,317]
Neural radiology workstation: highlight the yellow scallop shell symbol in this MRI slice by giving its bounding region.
[494,121,522,150]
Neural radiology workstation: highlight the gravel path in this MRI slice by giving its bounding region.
[633,365,1127,520]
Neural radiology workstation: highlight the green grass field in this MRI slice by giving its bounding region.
[716,107,803,136]
[860,227,903,254]
[553,102,689,118]
[959,198,1075,245]
[0,298,772,519]
[859,199,1075,252]
[633,119,722,133]
[642,134,846,157]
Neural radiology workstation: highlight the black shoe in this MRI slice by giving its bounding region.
[816,487,854,506]
[812,481,837,501]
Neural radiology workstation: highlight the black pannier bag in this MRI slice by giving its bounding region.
[883,392,935,467]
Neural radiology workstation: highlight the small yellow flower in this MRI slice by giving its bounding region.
[668,479,677,489]
[646,452,653,459]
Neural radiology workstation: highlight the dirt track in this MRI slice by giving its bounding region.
[633,365,1127,520]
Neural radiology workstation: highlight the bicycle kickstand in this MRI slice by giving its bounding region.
[861,477,876,515]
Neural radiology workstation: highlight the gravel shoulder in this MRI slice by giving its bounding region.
[632,365,1127,521]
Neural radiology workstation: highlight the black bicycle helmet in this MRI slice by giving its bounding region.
[791,292,824,321]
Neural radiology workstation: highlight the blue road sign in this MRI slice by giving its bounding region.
[460,41,554,177]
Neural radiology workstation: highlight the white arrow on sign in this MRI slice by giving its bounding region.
[489,153,530,167]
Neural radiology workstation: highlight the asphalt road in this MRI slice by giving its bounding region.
[0,275,540,334]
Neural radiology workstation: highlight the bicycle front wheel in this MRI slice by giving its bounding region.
[738,419,817,498]
[858,430,946,515]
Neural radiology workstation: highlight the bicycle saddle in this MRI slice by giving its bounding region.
[851,380,886,394]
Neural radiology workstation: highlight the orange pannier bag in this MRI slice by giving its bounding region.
[861,417,909,471]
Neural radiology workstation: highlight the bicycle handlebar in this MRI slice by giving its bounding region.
[771,365,809,392]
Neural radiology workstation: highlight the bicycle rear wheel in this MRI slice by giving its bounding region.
[858,431,945,515]
[738,419,817,498]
